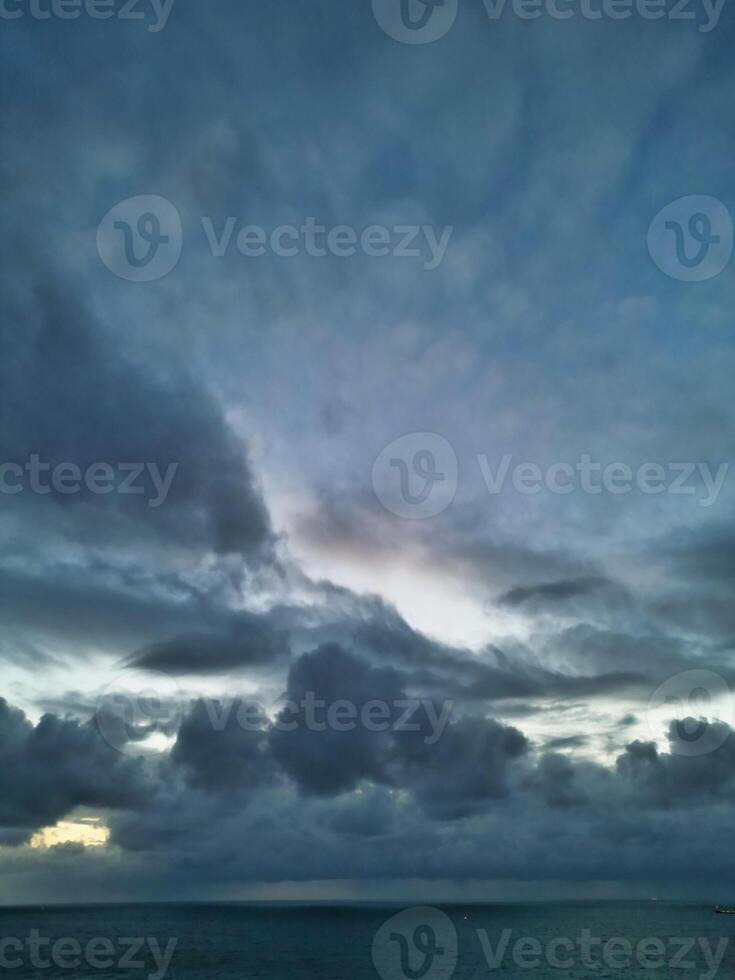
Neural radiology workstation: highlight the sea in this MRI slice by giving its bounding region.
[0,901,733,979]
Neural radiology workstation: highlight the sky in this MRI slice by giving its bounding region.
[0,0,734,905]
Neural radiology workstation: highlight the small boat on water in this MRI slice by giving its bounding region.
[714,907,735,915]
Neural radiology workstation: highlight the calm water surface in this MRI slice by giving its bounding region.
[0,901,733,979]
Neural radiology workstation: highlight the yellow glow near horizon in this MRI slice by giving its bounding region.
[31,818,110,850]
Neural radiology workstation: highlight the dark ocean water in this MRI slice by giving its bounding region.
[0,901,733,979]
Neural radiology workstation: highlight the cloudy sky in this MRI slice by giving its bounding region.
[1,0,734,904]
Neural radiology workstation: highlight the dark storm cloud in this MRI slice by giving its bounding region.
[277,588,654,712]
[164,643,529,819]
[498,576,614,607]
[524,752,589,808]
[0,543,656,717]
[13,793,735,901]
[0,698,150,838]
[616,723,735,806]
[396,715,529,820]
[297,492,735,713]
[298,494,732,692]
[1,687,733,894]
[543,734,590,750]
[270,643,407,796]
[137,643,533,817]
[327,788,398,838]
[0,557,286,672]
[444,653,648,703]
[297,484,733,694]
[170,697,274,794]
[544,623,695,682]
[0,561,200,655]
[0,275,273,560]
[129,611,289,675]
[327,594,651,702]
[645,525,735,645]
